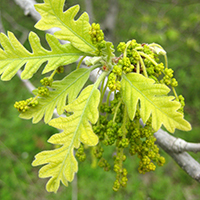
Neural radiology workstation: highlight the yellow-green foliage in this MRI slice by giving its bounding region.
[35,0,96,53]
[20,68,90,123]
[0,32,85,80]
[121,73,191,133]
[32,84,100,192]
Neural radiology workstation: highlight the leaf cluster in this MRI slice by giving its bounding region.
[0,0,192,193]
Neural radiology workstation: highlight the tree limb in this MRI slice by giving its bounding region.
[154,129,200,182]
[11,0,200,183]
[13,0,40,21]
[17,70,35,92]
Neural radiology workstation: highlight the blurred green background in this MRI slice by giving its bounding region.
[0,0,200,199]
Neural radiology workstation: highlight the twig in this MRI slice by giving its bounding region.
[13,0,40,21]
[2,12,29,44]
[17,70,35,92]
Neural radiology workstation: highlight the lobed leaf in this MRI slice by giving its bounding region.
[121,73,192,133]
[20,68,90,123]
[101,42,115,63]
[0,32,86,80]
[32,84,100,193]
[34,0,96,53]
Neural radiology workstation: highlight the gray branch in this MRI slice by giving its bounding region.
[13,0,40,21]
[17,70,35,92]
[155,129,200,182]
[10,0,200,183]
[169,137,200,153]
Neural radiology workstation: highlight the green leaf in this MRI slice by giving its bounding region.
[34,0,96,53]
[0,32,86,80]
[121,73,192,133]
[101,42,115,63]
[32,84,100,193]
[20,68,90,123]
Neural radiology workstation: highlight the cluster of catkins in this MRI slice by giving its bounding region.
[76,92,166,191]
[14,66,64,113]
[110,39,180,92]
[79,23,184,191]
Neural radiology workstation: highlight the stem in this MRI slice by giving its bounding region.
[148,43,165,52]
[95,71,111,125]
[135,47,144,51]
[123,40,131,58]
[106,90,112,106]
[136,61,140,74]
[121,105,128,138]
[49,69,57,80]
[118,105,128,178]
[113,99,122,123]
[27,94,39,106]
[97,77,106,125]
[77,56,86,69]
[172,87,179,101]
[148,43,168,68]
[114,90,117,98]
[100,77,105,95]
[164,54,168,68]
[105,90,112,119]
[139,52,158,66]
[99,79,109,107]
[148,43,163,48]
[118,147,124,174]
[137,52,148,78]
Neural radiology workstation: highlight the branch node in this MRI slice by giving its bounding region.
[172,138,187,153]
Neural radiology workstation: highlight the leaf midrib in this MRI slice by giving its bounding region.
[39,69,90,116]
[57,85,97,183]
[124,74,177,123]
[0,52,86,63]
[48,1,96,52]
